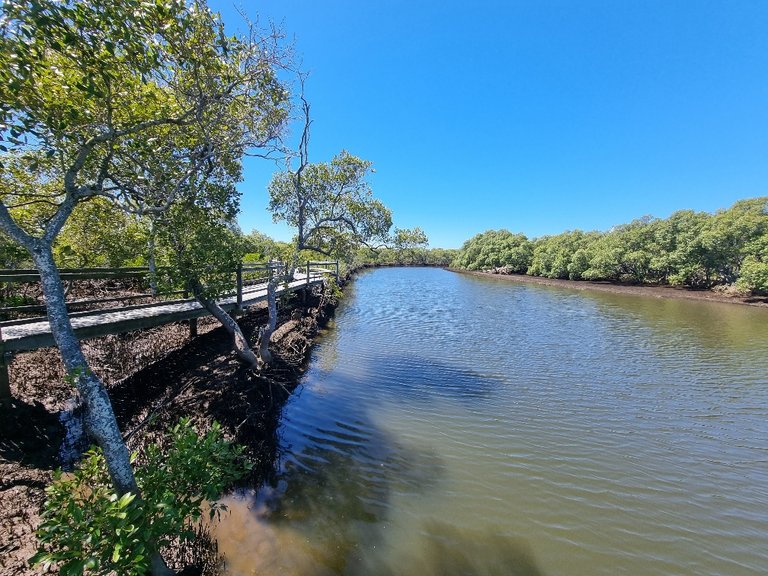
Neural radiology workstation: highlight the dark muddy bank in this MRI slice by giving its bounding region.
[0,282,340,576]
[456,269,768,307]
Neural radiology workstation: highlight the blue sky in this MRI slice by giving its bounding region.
[210,0,768,249]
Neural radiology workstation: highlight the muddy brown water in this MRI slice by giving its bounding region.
[210,267,768,576]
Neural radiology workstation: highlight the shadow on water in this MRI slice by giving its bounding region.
[353,521,546,576]
[210,496,544,576]
[209,399,544,576]
[314,354,503,406]
[373,354,504,402]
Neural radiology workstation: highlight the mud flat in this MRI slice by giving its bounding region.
[455,269,768,307]
[0,283,339,576]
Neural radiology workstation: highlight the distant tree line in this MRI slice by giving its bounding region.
[452,197,768,294]
[352,246,457,267]
[0,201,454,279]
[349,227,456,268]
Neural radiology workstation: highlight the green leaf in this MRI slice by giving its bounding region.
[117,492,136,508]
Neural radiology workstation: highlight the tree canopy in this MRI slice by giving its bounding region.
[0,3,294,571]
[0,0,290,250]
[454,230,533,273]
[268,150,392,259]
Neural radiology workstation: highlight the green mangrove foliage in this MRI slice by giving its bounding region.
[0,0,290,571]
[453,229,533,273]
[353,245,457,267]
[452,197,768,293]
[392,227,429,260]
[33,419,250,576]
[157,203,247,301]
[243,230,293,263]
[350,227,457,267]
[54,199,151,268]
[269,150,393,260]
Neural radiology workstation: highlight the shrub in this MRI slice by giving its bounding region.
[32,419,250,575]
[737,256,768,294]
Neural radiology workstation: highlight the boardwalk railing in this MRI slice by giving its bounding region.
[0,260,339,395]
[305,260,340,284]
[0,266,181,324]
[0,261,340,322]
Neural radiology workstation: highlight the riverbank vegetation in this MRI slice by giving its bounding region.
[0,0,430,572]
[33,420,249,575]
[353,245,457,268]
[1,282,341,575]
[0,0,294,569]
[452,197,768,294]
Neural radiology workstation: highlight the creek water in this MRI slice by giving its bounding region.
[211,267,768,576]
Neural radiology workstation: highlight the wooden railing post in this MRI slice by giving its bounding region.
[306,261,311,287]
[182,284,197,337]
[335,260,340,281]
[236,262,243,311]
[0,328,10,401]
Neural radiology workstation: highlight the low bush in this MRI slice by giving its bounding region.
[32,419,250,575]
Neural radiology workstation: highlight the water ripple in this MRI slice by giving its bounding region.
[218,268,768,576]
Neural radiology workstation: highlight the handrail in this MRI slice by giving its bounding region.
[0,270,149,282]
[0,290,187,317]
[0,260,338,323]
[0,260,336,395]
[306,260,340,280]
[0,266,156,274]
[0,263,290,276]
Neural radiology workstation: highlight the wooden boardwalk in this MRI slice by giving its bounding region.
[0,274,325,354]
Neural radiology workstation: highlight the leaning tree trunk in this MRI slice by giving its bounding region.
[33,246,174,576]
[32,246,138,494]
[257,277,277,366]
[189,281,260,369]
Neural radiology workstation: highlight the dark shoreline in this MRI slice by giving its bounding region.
[0,281,342,576]
[3,266,764,573]
[453,269,768,308]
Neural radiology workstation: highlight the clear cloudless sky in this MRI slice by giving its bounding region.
[208,0,768,249]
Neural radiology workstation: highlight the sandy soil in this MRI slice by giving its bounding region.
[455,270,768,308]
